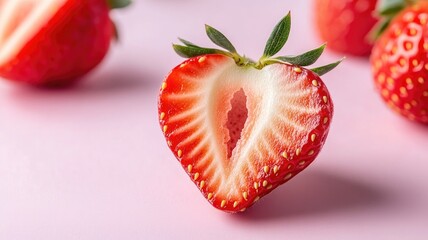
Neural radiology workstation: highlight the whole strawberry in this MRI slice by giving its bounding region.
[0,0,130,87]
[314,0,378,56]
[371,0,428,123]
[158,13,342,213]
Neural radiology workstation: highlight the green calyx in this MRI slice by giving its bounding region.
[371,0,417,39]
[108,0,132,9]
[107,0,131,42]
[173,12,342,76]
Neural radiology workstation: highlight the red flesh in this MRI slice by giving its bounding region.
[158,54,334,212]
[0,0,113,86]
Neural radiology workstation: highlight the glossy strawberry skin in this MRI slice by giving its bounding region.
[0,0,113,86]
[371,3,428,123]
[158,54,334,212]
[314,0,378,56]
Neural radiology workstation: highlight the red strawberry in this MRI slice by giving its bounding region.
[314,0,378,56]
[0,0,130,87]
[158,13,342,213]
[371,0,428,123]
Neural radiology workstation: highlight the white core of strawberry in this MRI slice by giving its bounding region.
[0,0,67,65]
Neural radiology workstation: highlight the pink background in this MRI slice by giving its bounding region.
[1,0,428,239]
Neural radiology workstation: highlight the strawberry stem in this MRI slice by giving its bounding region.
[172,13,342,75]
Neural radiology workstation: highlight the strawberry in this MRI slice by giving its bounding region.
[314,0,378,56]
[158,13,342,213]
[371,0,428,123]
[0,0,130,87]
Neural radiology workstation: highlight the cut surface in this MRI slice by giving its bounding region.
[0,0,67,65]
[159,54,333,212]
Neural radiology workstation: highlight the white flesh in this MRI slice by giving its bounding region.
[0,0,67,65]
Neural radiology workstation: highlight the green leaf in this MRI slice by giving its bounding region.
[178,38,200,47]
[173,45,222,58]
[108,0,132,9]
[378,0,405,16]
[112,22,120,42]
[205,25,237,53]
[368,17,392,41]
[263,12,291,58]
[275,44,326,66]
[311,58,344,76]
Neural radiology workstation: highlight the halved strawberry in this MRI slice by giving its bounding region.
[0,0,130,86]
[158,13,342,213]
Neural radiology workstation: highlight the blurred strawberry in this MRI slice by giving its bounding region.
[314,0,378,56]
[371,0,428,124]
[0,0,130,87]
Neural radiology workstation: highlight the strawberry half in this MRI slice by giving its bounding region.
[371,0,428,123]
[0,0,130,86]
[158,13,342,213]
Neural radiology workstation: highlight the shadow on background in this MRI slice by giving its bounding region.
[80,66,159,94]
[4,65,160,106]
[234,169,394,221]
[396,116,428,132]
[1,65,160,120]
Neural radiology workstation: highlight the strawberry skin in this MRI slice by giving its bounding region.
[371,2,428,123]
[0,0,114,86]
[158,54,334,212]
[314,0,378,56]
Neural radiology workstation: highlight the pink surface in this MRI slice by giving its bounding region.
[1,1,428,239]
